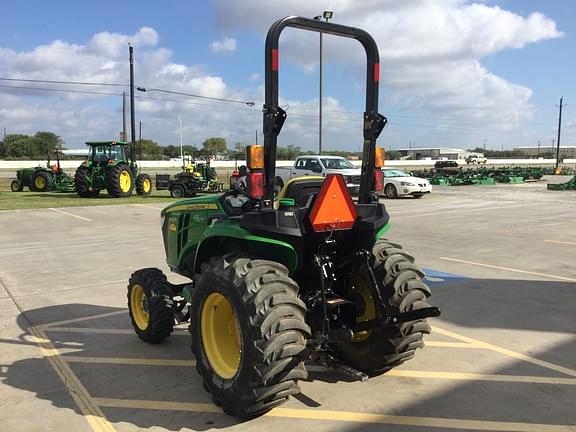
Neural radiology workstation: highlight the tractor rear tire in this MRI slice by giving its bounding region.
[127,268,175,343]
[136,173,152,196]
[106,163,133,197]
[190,256,310,418]
[11,180,23,192]
[32,171,53,192]
[335,238,432,376]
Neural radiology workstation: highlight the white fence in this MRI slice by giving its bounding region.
[1,158,574,170]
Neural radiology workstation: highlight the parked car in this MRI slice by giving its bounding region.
[381,168,432,199]
[434,160,459,169]
[465,155,487,164]
[274,155,361,195]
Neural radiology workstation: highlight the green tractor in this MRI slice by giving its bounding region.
[11,150,75,193]
[74,141,152,197]
[127,17,440,418]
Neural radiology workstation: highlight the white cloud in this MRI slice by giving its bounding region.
[0,27,254,147]
[212,0,563,147]
[210,37,237,54]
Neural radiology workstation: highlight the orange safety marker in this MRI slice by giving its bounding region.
[309,174,357,232]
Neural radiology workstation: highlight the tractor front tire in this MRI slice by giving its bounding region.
[128,268,175,343]
[190,256,310,418]
[32,171,53,192]
[11,180,23,192]
[335,238,432,376]
[170,185,185,198]
[106,163,133,197]
[136,173,152,196]
[75,167,100,197]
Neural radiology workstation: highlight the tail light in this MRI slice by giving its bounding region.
[373,170,384,192]
[246,145,264,169]
[247,172,264,199]
[374,147,385,168]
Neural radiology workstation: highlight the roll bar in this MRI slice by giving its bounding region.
[263,16,387,204]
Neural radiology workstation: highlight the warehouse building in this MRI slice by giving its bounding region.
[513,146,576,158]
[396,147,478,160]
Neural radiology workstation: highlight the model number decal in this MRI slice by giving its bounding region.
[168,203,219,212]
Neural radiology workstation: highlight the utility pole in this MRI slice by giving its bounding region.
[255,130,258,145]
[129,44,136,167]
[537,139,540,157]
[555,97,566,171]
[139,121,142,161]
[122,92,127,142]
[314,11,334,155]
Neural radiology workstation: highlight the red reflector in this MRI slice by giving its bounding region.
[373,170,384,192]
[309,175,357,232]
[272,49,279,71]
[374,63,379,82]
[247,172,264,199]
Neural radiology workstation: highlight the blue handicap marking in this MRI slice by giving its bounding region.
[422,268,467,286]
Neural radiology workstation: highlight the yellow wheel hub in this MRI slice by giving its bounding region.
[143,178,151,193]
[349,274,376,341]
[201,293,241,379]
[35,176,46,189]
[130,284,149,330]
[120,170,131,192]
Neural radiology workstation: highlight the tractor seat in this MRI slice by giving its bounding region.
[278,176,324,208]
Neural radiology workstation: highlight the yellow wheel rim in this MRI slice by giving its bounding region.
[201,293,241,379]
[349,274,376,341]
[143,178,151,193]
[120,170,131,192]
[35,176,46,189]
[130,284,149,330]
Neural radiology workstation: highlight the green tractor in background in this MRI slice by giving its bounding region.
[127,17,440,418]
[11,150,75,193]
[74,141,152,197]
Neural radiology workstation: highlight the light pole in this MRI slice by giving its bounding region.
[314,11,333,155]
[177,114,184,170]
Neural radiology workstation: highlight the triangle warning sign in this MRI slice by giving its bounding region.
[309,174,357,232]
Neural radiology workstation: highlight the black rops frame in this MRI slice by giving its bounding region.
[263,16,387,205]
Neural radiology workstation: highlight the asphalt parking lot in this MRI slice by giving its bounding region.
[1,184,575,432]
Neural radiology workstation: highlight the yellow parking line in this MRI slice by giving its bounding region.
[94,398,576,431]
[28,326,116,432]
[39,311,127,328]
[62,356,195,367]
[440,257,576,282]
[433,326,576,378]
[43,327,189,335]
[386,370,576,386]
[544,239,576,246]
[426,341,483,348]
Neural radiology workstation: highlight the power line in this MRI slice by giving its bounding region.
[136,86,255,106]
[0,77,126,87]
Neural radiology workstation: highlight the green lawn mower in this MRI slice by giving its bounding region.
[74,141,152,197]
[127,16,440,418]
[11,150,75,193]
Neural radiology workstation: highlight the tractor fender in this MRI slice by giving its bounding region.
[187,223,298,276]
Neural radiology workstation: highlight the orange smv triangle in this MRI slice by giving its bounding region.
[309,174,357,232]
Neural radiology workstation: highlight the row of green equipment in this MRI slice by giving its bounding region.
[547,176,576,191]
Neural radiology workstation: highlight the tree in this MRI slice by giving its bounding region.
[137,139,164,160]
[385,150,401,160]
[202,137,227,158]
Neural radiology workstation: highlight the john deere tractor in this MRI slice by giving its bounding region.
[127,17,440,418]
[74,141,152,197]
[11,150,75,193]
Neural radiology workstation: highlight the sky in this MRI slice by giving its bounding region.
[0,0,575,153]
